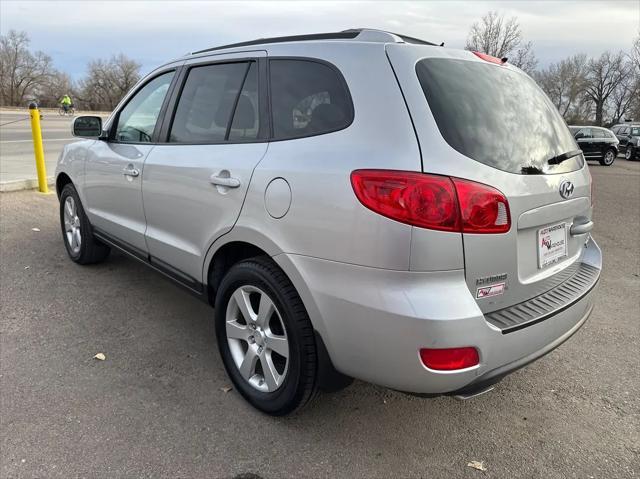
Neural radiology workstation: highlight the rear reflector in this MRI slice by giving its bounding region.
[420,347,479,370]
[350,170,511,234]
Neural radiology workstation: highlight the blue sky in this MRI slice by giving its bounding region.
[1,0,637,80]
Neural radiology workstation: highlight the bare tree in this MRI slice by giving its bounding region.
[78,54,141,110]
[35,71,75,108]
[536,54,588,119]
[0,30,55,106]
[466,11,537,73]
[584,51,627,125]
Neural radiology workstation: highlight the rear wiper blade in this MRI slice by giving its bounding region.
[547,149,582,165]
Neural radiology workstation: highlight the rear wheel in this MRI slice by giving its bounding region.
[59,183,110,264]
[214,256,318,415]
[600,148,616,166]
[625,147,636,161]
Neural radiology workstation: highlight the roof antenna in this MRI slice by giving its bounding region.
[501,57,508,64]
[439,42,445,47]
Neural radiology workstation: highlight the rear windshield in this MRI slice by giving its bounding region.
[416,58,583,175]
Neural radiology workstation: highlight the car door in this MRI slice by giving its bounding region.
[619,126,630,150]
[574,127,595,156]
[141,53,268,289]
[83,70,177,254]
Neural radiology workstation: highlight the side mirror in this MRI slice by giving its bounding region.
[72,116,103,138]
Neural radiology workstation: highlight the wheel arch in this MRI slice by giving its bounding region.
[203,226,284,305]
[56,172,73,198]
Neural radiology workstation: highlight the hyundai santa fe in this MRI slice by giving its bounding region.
[56,29,601,415]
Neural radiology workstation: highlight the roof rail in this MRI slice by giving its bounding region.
[191,28,439,55]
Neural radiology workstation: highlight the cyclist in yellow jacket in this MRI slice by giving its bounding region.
[60,94,73,112]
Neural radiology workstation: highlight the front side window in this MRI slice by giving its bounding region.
[115,71,175,143]
[416,58,582,174]
[269,59,352,140]
[631,127,640,136]
[169,62,252,143]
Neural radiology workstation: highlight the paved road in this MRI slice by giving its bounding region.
[1,161,639,478]
[0,110,107,183]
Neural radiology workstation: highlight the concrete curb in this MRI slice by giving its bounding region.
[0,177,55,193]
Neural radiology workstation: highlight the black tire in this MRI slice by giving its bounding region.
[214,256,318,416]
[599,148,616,166]
[59,183,110,264]
[625,146,636,161]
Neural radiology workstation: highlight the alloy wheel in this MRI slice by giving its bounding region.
[604,150,615,165]
[225,285,289,392]
[63,196,81,254]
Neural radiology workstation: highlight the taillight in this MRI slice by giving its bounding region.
[452,178,511,234]
[350,170,511,234]
[350,170,460,232]
[420,347,479,370]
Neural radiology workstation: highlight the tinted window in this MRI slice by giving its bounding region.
[170,62,249,143]
[592,129,605,139]
[270,60,352,139]
[416,58,582,175]
[228,62,259,141]
[115,71,174,143]
[575,128,591,139]
[621,127,630,135]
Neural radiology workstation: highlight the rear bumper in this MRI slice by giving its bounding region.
[275,237,601,394]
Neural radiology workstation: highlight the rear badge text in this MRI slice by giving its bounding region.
[476,282,506,299]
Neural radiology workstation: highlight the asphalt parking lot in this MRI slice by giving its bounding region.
[1,160,639,478]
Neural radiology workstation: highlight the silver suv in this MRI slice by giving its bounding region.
[56,29,601,415]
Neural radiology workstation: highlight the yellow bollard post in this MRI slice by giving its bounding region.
[28,102,48,193]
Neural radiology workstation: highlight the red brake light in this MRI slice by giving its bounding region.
[472,51,505,65]
[350,170,511,234]
[350,170,460,232]
[452,178,511,234]
[420,347,479,371]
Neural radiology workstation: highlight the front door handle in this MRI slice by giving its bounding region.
[123,166,140,177]
[210,174,240,188]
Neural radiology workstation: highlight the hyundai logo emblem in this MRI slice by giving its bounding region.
[559,179,574,199]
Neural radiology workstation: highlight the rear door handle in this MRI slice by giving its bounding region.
[570,220,593,236]
[123,166,139,177]
[210,174,240,188]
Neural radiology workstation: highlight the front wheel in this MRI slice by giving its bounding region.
[214,257,318,416]
[59,183,110,264]
[625,147,636,161]
[599,148,616,166]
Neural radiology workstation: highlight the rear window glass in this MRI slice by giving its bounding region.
[416,58,582,175]
[269,60,352,140]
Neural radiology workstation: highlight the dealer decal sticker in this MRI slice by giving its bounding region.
[476,282,506,299]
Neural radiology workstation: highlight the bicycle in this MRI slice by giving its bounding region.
[58,105,76,116]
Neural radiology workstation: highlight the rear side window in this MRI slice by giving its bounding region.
[574,128,591,139]
[170,62,256,143]
[269,59,352,140]
[416,58,582,175]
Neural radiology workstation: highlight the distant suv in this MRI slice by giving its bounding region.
[569,126,619,166]
[611,123,639,160]
[56,29,601,415]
